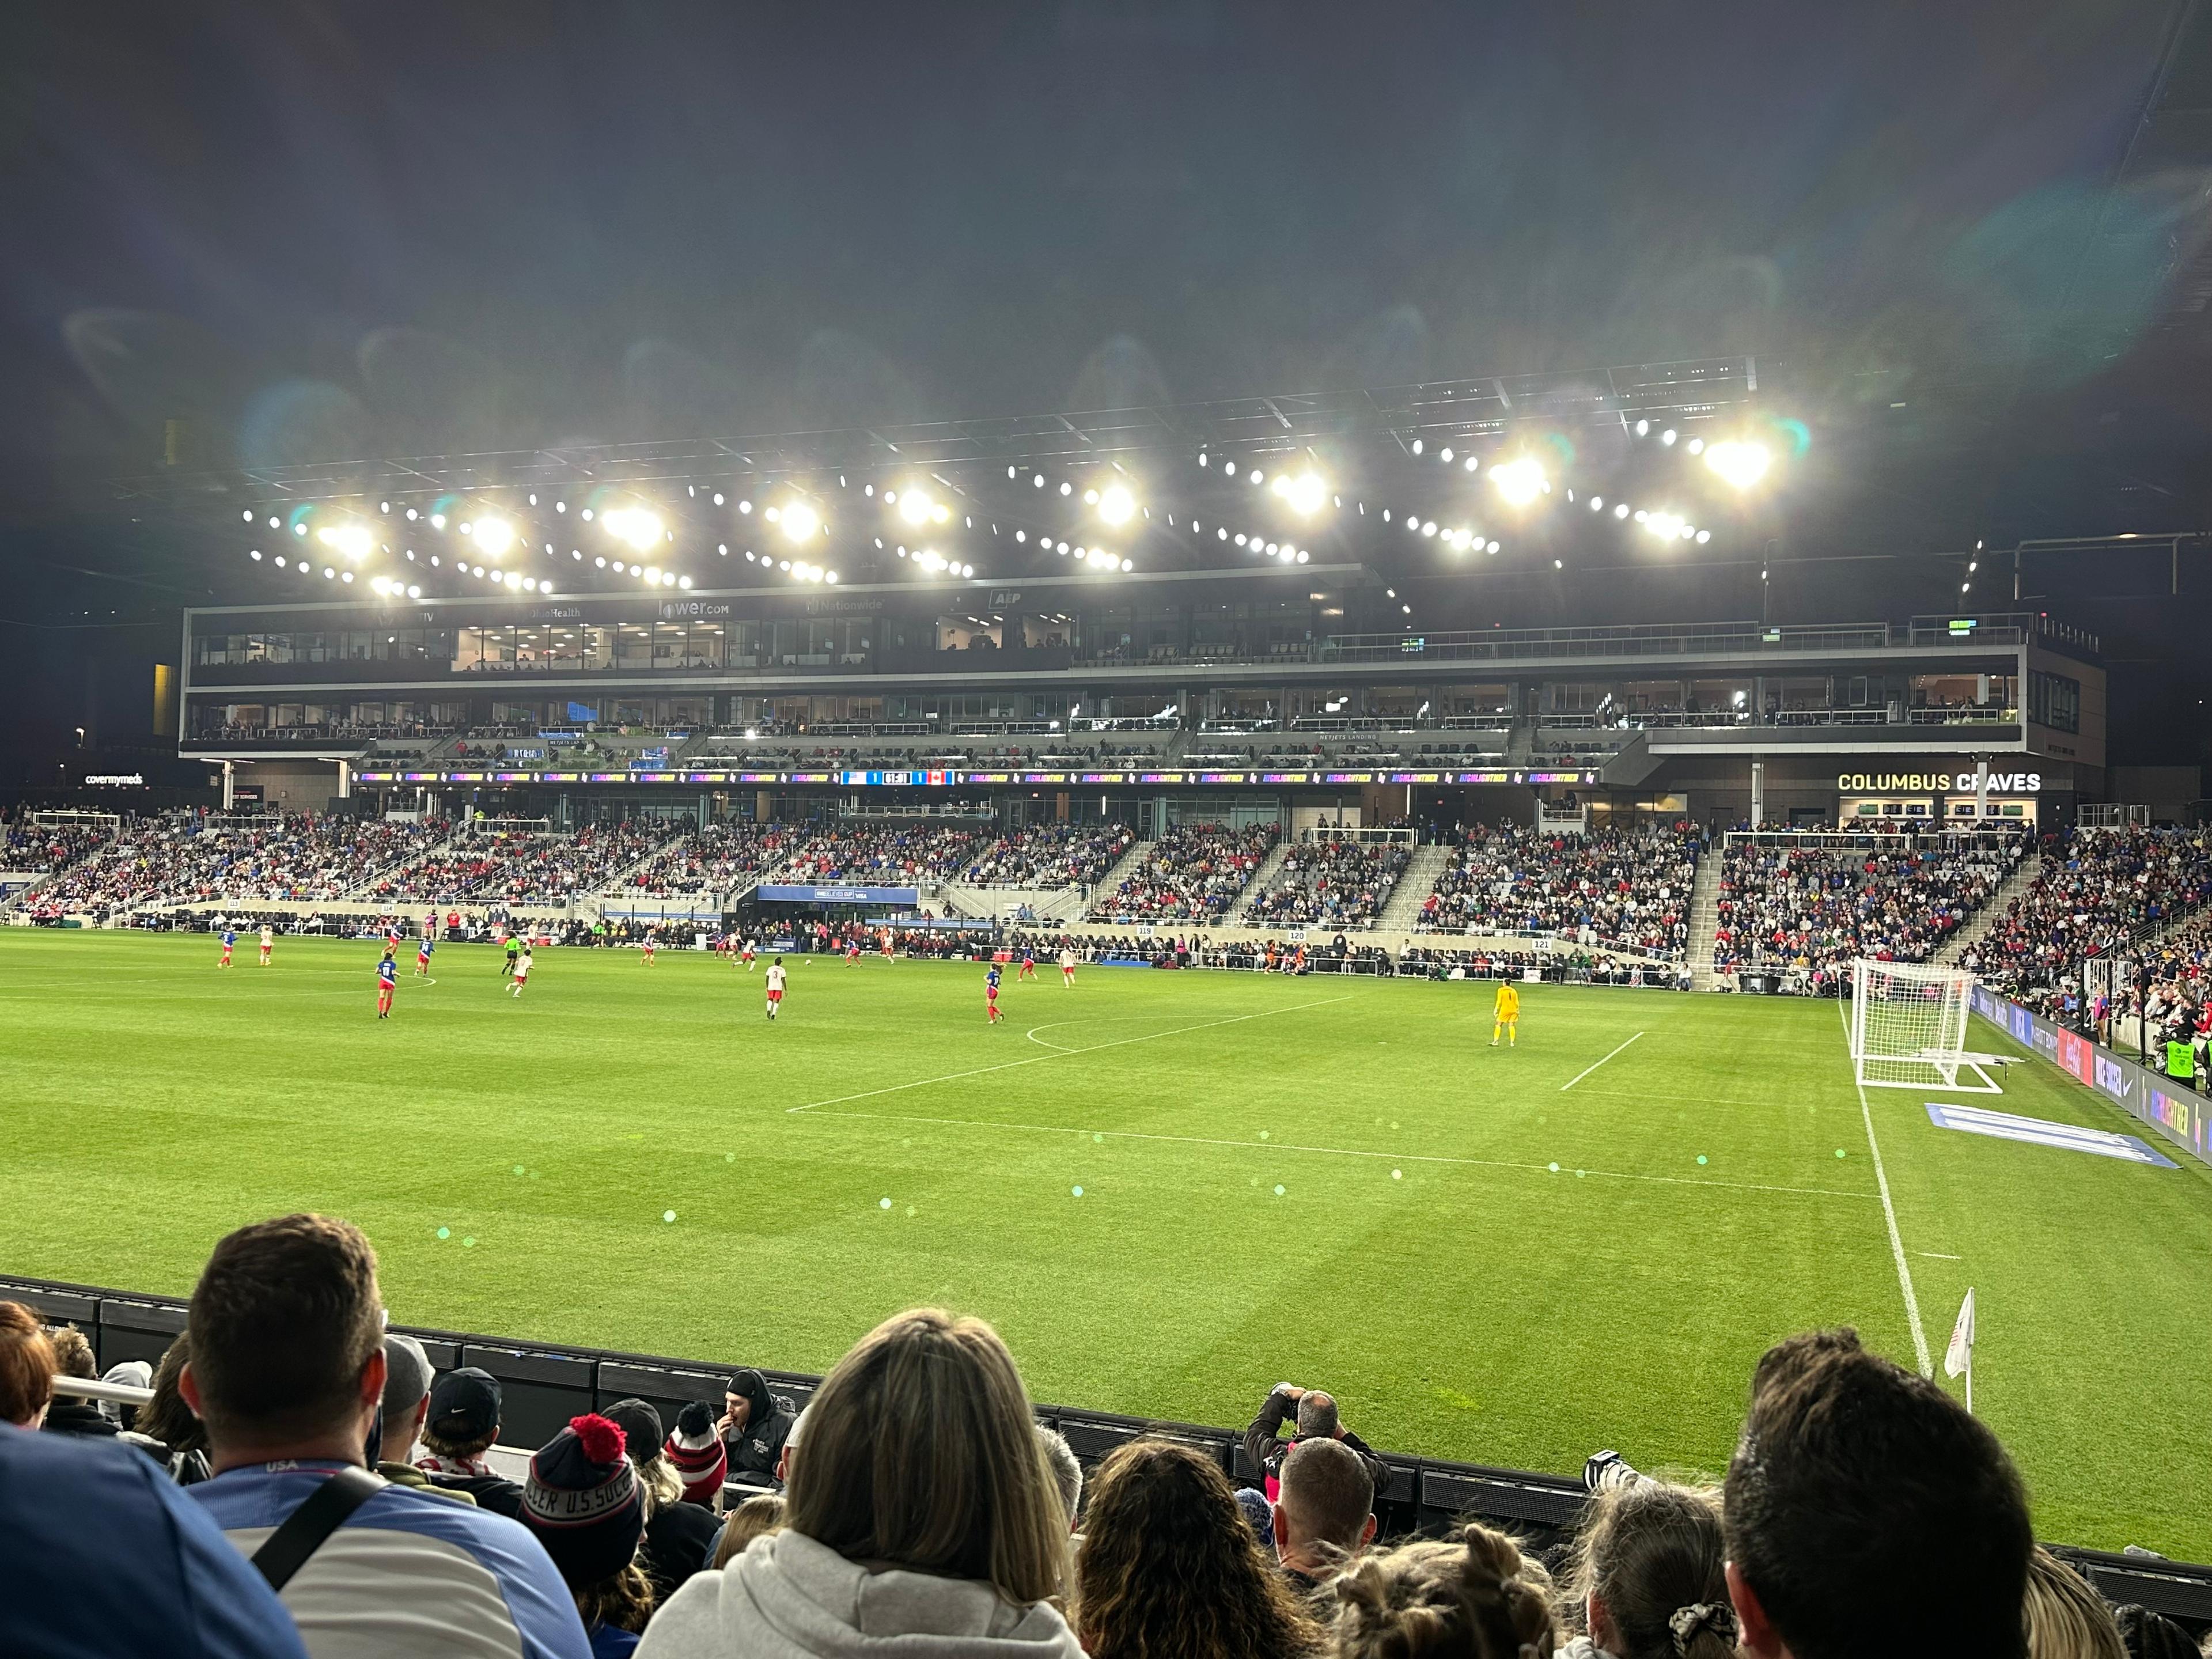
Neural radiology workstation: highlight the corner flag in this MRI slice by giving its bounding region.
[1943,1287,1976,1412]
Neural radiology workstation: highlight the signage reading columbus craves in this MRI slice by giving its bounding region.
[1836,767,2043,793]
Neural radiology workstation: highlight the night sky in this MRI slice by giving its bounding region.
[1,0,2207,760]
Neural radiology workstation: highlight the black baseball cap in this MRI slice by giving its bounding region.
[426,1365,502,1441]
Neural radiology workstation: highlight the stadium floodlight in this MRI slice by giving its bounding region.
[1704,440,1772,490]
[897,490,934,525]
[1097,483,1136,525]
[473,517,514,556]
[601,507,664,551]
[1270,471,1328,516]
[1849,960,2001,1091]
[1488,456,1547,507]
[316,524,372,559]
[780,501,820,540]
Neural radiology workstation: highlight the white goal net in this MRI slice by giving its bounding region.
[1849,959,2001,1092]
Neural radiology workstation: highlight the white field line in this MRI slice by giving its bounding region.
[1840,993,1933,1375]
[788,1104,1874,1202]
[1560,1031,1645,1092]
[785,995,1358,1115]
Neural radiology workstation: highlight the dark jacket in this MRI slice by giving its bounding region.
[722,1370,797,1484]
[426,1470,525,1518]
[1241,1386,1389,1503]
[640,1495,719,1599]
[41,1396,121,1440]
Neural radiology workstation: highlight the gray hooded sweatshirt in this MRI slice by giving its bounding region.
[634,1529,1084,1659]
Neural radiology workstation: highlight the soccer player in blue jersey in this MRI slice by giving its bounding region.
[415,929,435,977]
[1018,944,1037,982]
[986,961,1004,1025]
[376,947,398,1019]
[218,926,236,968]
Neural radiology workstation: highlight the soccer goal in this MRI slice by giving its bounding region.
[1849,959,2003,1092]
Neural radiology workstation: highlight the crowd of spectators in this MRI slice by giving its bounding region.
[21,813,450,920]
[616,823,790,898]
[1963,827,2212,1018]
[773,825,986,884]
[1713,835,2025,977]
[1088,823,1279,922]
[1,811,116,872]
[6,1209,2188,1659]
[1245,838,1413,927]
[369,820,680,906]
[957,823,1137,888]
[1416,825,1698,959]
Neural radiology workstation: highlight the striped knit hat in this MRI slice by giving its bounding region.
[521,1414,643,1586]
[665,1399,727,1505]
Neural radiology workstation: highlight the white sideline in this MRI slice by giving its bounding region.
[1560,1031,1644,1092]
[786,995,1359,1114]
[1840,994,1933,1376]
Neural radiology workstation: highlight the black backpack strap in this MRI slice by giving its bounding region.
[251,1465,387,1592]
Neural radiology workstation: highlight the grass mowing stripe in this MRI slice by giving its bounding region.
[785,994,1358,1113]
[790,1104,1877,1199]
[1559,1030,1645,1091]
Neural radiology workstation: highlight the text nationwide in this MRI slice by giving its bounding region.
[1836,769,2044,793]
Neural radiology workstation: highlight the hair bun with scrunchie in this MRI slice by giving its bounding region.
[1669,1601,1738,1653]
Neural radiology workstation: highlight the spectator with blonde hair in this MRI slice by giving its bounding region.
[0,1301,56,1428]
[1557,1478,1734,1659]
[1325,1523,1556,1659]
[638,1308,1082,1658]
[2022,1547,2124,1659]
[707,1492,785,1570]
[1073,1437,1320,1659]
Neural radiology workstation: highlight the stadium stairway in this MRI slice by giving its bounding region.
[1089,836,1157,900]
[338,818,468,900]
[1931,850,2042,967]
[1686,848,1724,990]
[1373,843,1453,932]
[586,820,693,899]
[1225,839,1295,923]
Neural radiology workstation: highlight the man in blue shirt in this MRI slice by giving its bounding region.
[0,1425,308,1659]
[183,1213,590,1659]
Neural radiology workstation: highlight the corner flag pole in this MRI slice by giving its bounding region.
[1943,1287,1976,1414]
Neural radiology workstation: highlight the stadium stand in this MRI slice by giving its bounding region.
[367,819,679,905]
[956,822,1136,888]
[1414,824,1698,958]
[772,824,985,883]
[20,813,452,919]
[1711,834,2025,978]
[1088,823,1281,922]
[613,821,789,897]
[1961,827,2212,1020]
[1,811,115,872]
[1244,837,1414,927]
[5,1233,2207,1657]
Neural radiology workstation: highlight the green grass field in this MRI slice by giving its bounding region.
[5,928,2210,1558]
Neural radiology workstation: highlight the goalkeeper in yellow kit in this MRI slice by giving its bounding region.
[1492,979,1520,1047]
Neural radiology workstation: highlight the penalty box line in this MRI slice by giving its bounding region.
[790,1104,1874,1203]
[784,994,1362,1115]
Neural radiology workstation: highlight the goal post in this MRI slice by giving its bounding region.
[1849,959,2003,1093]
